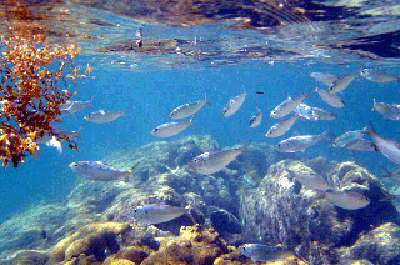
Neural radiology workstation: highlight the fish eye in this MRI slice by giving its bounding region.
[145,210,148,215]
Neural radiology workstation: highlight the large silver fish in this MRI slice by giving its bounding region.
[151,118,193,137]
[265,115,299,138]
[346,139,376,151]
[239,244,293,262]
[315,87,345,108]
[275,130,330,152]
[363,124,400,165]
[270,93,308,119]
[249,105,262,127]
[169,94,210,120]
[130,204,191,225]
[373,99,400,121]
[328,72,359,93]
[286,169,331,191]
[222,91,247,117]
[325,190,370,210]
[60,96,94,116]
[69,161,134,181]
[295,104,336,121]
[331,130,364,148]
[84,110,126,123]
[188,143,249,175]
[311,71,359,93]
[360,69,400,83]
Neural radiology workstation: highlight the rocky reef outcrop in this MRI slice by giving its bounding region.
[240,158,398,264]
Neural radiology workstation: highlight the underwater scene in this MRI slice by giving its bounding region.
[1,0,400,264]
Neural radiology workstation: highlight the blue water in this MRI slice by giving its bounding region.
[1,55,399,223]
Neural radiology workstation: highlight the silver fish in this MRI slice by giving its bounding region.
[346,139,376,151]
[315,87,345,108]
[373,99,400,121]
[270,93,308,119]
[325,190,370,210]
[310,72,337,86]
[239,244,293,262]
[363,124,400,165]
[331,130,363,148]
[188,143,248,175]
[130,204,190,225]
[328,72,359,93]
[222,91,247,117]
[150,118,193,137]
[249,105,262,127]
[35,133,62,153]
[69,161,134,181]
[60,96,94,116]
[265,115,299,138]
[84,110,126,123]
[360,69,400,83]
[275,130,329,152]
[286,169,331,191]
[295,104,336,121]
[169,94,210,120]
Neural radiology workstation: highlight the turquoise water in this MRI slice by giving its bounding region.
[1,58,398,223]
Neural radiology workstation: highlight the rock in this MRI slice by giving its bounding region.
[141,224,228,265]
[240,160,398,263]
[339,222,400,265]
[49,222,131,264]
[0,250,49,265]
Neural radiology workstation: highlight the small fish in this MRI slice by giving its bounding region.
[69,161,134,181]
[315,87,345,108]
[265,115,299,138]
[169,94,210,120]
[151,118,193,137]
[372,99,400,120]
[270,93,308,119]
[60,96,94,116]
[325,190,370,210]
[328,72,359,93]
[249,105,262,127]
[331,130,363,148]
[84,110,126,123]
[295,104,336,121]
[222,90,247,117]
[188,143,249,175]
[362,123,400,165]
[239,244,293,262]
[275,129,330,152]
[286,169,331,191]
[130,204,191,225]
[346,139,376,151]
[360,69,400,83]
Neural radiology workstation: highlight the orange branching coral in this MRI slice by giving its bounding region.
[0,1,88,167]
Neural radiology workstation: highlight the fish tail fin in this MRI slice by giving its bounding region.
[320,129,331,140]
[240,141,251,152]
[125,163,138,182]
[88,96,95,108]
[205,93,210,105]
[185,205,197,225]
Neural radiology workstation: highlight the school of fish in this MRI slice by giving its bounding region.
[58,67,400,261]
